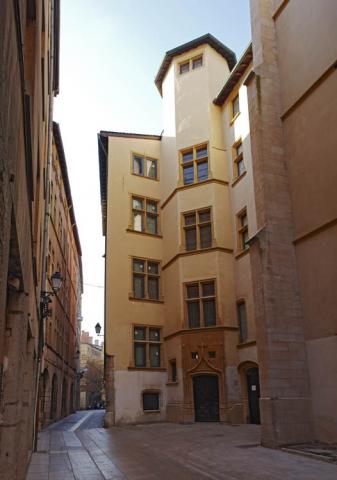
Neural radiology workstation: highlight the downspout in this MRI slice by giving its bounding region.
[33,0,55,450]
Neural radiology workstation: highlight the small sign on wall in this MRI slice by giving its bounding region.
[251,385,256,391]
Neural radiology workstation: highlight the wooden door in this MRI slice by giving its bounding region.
[193,375,220,422]
[246,367,260,424]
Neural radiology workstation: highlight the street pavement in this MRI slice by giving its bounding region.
[26,411,337,479]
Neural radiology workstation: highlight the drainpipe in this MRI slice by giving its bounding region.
[33,0,55,451]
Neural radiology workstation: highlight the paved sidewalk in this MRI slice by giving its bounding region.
[26,414,337,479]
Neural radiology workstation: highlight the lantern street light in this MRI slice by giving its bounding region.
[95,322,104,337]
[40,271,63,319]
[50,271,63,293]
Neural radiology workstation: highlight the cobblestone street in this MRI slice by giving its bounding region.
[26,411,337,480]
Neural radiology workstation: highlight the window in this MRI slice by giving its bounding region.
[183,208,212,251]
[143,391,160,411]
[133,326,161,368]
[169,360,177,382]
[232,94,240,118]
[179,61,190,74]
[181,143,209,185]
[237,301,247,343]
[192,56,203,69]
[185,280,216,328]
[132,196,159,234]
[208,351,216,359]
[237,209,249,251]
[233,140,245,179]
[132,258,160,301]
[191,352,199,360]
[179,55,203,75]
[132,154,158,180]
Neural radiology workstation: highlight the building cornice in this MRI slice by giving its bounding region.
[161,178,229,209]
[162,246,233,271]
[52,122,82,259]
[164,325,239,341]
[213,43,253,106]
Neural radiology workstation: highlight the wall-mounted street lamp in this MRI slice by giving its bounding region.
[40,271,63,319]
[95,322,104,337]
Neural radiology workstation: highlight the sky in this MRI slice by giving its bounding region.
[53,0,251,341]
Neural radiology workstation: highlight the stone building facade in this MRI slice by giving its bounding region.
[247,0,337,445]
[99,0,337,447]
[0,1,60,479]
[0,1,83,478]
[80,331,104,409]
[37,123,83,429]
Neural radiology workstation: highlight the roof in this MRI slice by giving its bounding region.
[98,131,162,236]
[53,0,60,94]
[52,122,83,262]
[155,33,237,95]
[213,43,253,106]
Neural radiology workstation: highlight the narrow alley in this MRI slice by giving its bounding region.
[26,412,337,480]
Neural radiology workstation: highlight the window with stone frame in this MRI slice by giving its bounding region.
[131,195,159,235]
[237,301,248,343]
[185,280,217,329]
[179,61,190,74]
[232,93,240,119]
[232,139,245,179]
[169,359,177,382]
[143,391,160,411]
[132,258,160,301]
[180,143,209,185]
[183,208,212,251]
[133,326,161,368]
[132,153,158,180]
[179,54,203,75]
[237,208,249,251]
[192,55,203,69]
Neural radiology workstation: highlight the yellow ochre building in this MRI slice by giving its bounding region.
[98,34,259,428]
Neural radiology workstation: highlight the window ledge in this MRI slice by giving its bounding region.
[143,409,161,414]
[237,340,256,349]
[126,228,163,238]
[235,247,249,259]
[230,111,241,125]
[129,295,164,304]
[131,172,159,182]
[166,381,179,386]
[231,170,247,187]
[128,366,167,372]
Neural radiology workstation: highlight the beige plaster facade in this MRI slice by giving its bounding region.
[99,35,259,428]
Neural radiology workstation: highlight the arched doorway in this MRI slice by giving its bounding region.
[192,374,220,422]
[238,362,261,424]
[61,379,67,417]
[246,367,260,424]
[50,374,58,420]
[40,369,49,427]
[69,383,74,413]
